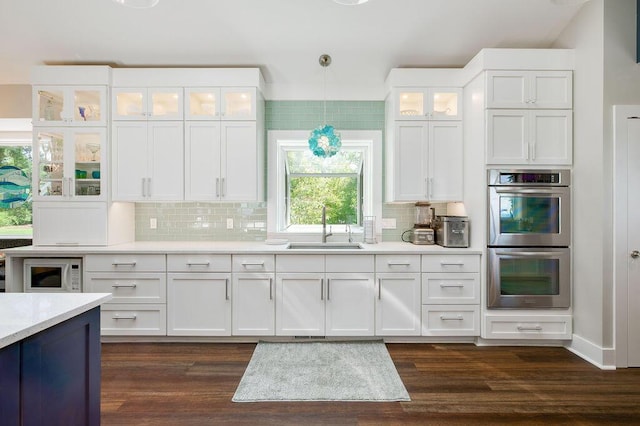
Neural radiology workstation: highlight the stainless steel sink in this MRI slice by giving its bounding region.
[286,242,363,250]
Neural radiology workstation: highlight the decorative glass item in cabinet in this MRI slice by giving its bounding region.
[398,92,424,117]
[37,131,64,196]
[116,91,145,118]
[189,91,217,117]
[152,92,180,117]
[37,90,64,122]
[224,91,252,117]
[432,92,458,117]
[74,133,101,197]
[74,89,102,122]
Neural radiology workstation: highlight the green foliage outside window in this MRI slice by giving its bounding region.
[0,146,32,235]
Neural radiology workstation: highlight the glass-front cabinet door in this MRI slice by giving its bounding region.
[34,128,105,200]
[112,88,183,120]
[33,86,107,126]
[185,87,256,120]
[394,88,461,120]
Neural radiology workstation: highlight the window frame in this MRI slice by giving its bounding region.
[267,130,382,238]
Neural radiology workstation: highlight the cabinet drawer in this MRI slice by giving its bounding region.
[85,254,166,272]
[422,254,479,273]
[276,255,324,272]
[233,254,275,272]
[326,254,374,273]
[484,315,572,340]
[422,273,479,304]
[421,305,479,336]
[85,273,166,303]
[375,255,420,273]
[100,304,167,336]
[167,254,231,272]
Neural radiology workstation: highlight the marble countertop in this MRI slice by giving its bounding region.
[3,241,482,255]
[0,293,112,349]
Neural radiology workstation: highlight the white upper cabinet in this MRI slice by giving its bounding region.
[388,121,463,202]
[486,71,572,109]
[392,88,462,120]
[33,86,107,126]
[185,87,257,120]
[33,127,106,201]
[112,88,184,120]
[486,109,573,165]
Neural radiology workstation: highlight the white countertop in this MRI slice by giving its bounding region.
[0,293,112,349]
[4,241,482,255]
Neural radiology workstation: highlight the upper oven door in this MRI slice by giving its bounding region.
[488,186,571,247]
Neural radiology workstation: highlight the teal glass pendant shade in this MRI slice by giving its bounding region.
[309,124,341,158]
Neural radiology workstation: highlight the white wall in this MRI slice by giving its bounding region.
[554,0,640,357]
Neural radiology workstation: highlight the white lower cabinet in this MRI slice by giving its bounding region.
[85,254,167,336]
[276,272,325,336]
[325,273,375,336]
[375,273,422,336]
[484,314,572,340]
[232,254,275,336]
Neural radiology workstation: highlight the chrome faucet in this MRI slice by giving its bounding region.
[321,205,333,243]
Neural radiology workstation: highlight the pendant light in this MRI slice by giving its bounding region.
[308,54,341,158]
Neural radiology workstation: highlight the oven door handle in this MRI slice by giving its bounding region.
[495,251,561,258]
[492,187,566,195]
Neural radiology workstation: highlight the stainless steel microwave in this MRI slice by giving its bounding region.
[24,258,82,293]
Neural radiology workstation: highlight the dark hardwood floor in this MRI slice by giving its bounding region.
[101,342,640,425]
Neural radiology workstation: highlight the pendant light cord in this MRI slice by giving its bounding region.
[323,64,327,126]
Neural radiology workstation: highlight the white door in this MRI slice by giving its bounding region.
[486,110,528,164]
[530,110,572,165]
[167,273,231,336]
[147,121,184,200]
[429,121,463,201]
[627,118,640,366]
[232,273,275,336]
[112,122,147,200]
[375,273,421,336]
[275,273,325,336]
[393,122,428,200]
[184,121,221,200]
[221,121,258,201]
[325,273,375,336]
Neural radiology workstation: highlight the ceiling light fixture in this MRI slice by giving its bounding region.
[308,54,341,158]
[112,0,159,9]
[333,0,369,5]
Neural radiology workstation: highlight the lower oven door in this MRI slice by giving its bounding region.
[488,247,570,308]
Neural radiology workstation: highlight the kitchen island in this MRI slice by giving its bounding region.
[0,293,111,426]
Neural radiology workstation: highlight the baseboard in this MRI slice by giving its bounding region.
[566,334,616,370]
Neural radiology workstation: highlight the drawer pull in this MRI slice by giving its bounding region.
[112,314,137,320]
[112,283,137,289]
[440,315,464,321]
[187,262,211,267]
[440,261,464,266]
[242,262,265,268]
[112,262,137,267]
[517,325,543,331]
[387,262,411,266]
[439,284,464,288]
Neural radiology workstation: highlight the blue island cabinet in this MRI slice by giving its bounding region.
[0,307,101,426]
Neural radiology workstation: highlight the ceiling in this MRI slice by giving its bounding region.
[0,0,587,98]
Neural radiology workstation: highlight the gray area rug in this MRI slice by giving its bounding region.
[232,341,411,402]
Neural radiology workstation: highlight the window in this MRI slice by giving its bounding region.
[268,130,382,236]
[0,119,32,237]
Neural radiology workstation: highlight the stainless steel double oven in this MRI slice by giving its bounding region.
[487,169,571,309]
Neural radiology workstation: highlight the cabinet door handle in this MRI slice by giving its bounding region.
[424,177,428,199]
[269,277,273,300]
[327,278,331,301]
[113,314,137,320]
[221,177,225,197]
[67,177,73,198]
[517,325,543,331]
[531,142,536,161]
[146,177,152,197]
[525,142,530,160]
[112,283,137,288]
[320,278,324,301]
[378,278,382,300]
[429,177,434,199]
[225,278,229,300]
[439,283,464,288]
[142,178,146,197]
[440,315,464,321]
[216,178,220,197]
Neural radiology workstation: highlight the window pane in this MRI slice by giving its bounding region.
[286,149,362,174]
[0,145,32,236]
[289,176,358,225]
